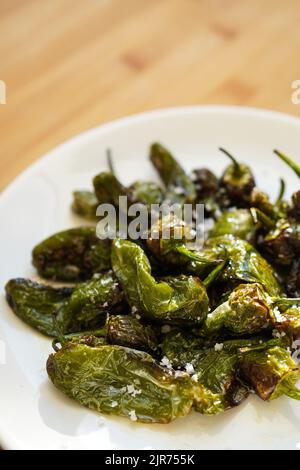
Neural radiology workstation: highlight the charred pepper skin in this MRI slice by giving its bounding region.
[32,227,111,281]
[238,346,300,401]
[47,342,198,423]
[191,168,219,200]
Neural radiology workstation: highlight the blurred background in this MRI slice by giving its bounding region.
[1,0,300,190]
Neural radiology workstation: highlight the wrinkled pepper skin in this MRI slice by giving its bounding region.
[203,283,273,336]
[238,346,300,401]
[209,209,257,242]
[32,227,111,281]
[192,348,248,415]
[107,315,160,354]
[112,239,209,325]
[5,278,72,336]
[203,235,282,296]
[162,332,249,415]
[150,143,196,204]
[72,191,99,220]
[47,342,197,423]
[59,271,126,333]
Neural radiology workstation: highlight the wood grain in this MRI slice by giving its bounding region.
[1,0,300,190]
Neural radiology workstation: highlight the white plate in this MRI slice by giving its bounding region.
[1,105,300,450]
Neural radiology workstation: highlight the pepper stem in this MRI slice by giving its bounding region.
[107,149,115,175]
[274,150,300,179]
[275,178,286,205]
[203,257,227,288]
[250,207,275,230]
[219,147,240,172]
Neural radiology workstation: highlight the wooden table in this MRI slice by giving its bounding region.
[1,0,300,191]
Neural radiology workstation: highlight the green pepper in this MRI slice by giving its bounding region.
[127,180,163,208]
[161,330,207,367]
[93,172,127,206]
[5,278,72,336]
[72,191,99,220]
[258,218,300,266]
[59,271,126,333]
[107,315,160,354]
[6,272,125,336]
[202,282,300,338]
[146,215,223,277]
[191,168,219,200]
[219,148,255,205]
[209,209,257,242]
[93,172,163,211]
[112,239,209,325]
[150,143,196,204]
[47,342,198,423]
[238,346,300,401]
[202,283,273,336]
[203,235,282,296]
[32,227,111,281]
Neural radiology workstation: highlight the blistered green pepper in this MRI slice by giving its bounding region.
[209,209,257,242]
[72,191,99,220]
[93,172,163,210]
[191,168,219,200]
[107,315,160,354]
[219,148,255,205]
[6,272,125,336]
[59,271,125,333]
[203,235,282,295]
[127,180,163,208]
[112,239,209,325]
[202,282,300,338]
[5,278,72,336]
[257,217,300,266]
[93,172,127,206]
[202,283,273,336]
[238,346,300,401]
[150,143,196,204]
[32,227,111,281]
[47,342,198,423]
[146,215,223,277]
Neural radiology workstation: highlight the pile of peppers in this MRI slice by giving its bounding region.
[5,144,300,423]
